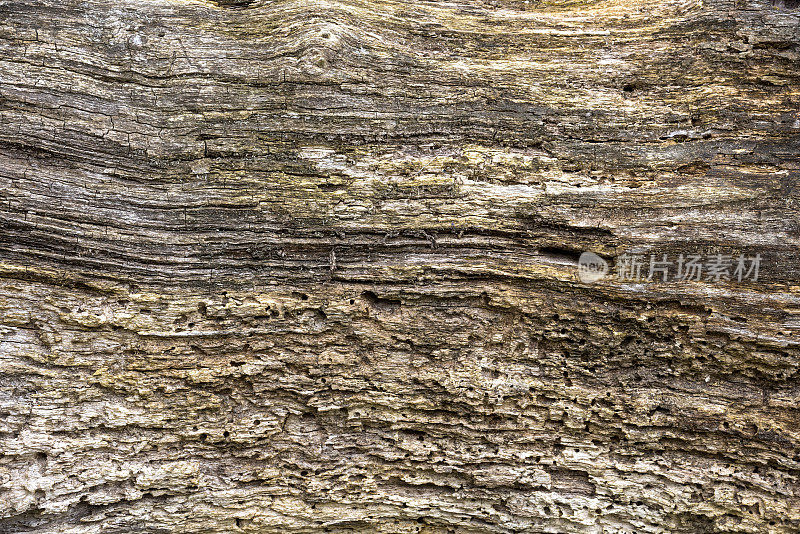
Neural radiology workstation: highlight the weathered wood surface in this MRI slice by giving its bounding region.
[1,0,799,532]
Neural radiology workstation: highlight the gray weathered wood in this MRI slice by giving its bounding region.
[1,0,799,532]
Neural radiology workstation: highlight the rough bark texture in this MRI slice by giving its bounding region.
[1,0,800,532]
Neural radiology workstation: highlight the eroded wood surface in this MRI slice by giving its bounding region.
[1,0,799,532]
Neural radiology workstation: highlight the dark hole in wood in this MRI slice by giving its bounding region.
[539,246,582,264]
[213,0,254,7]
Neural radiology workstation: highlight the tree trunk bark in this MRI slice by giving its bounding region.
[1,0,799,532]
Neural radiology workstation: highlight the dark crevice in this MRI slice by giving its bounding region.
[361,290,402,312]
[538,246,583,265]
[211,0,255,7]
